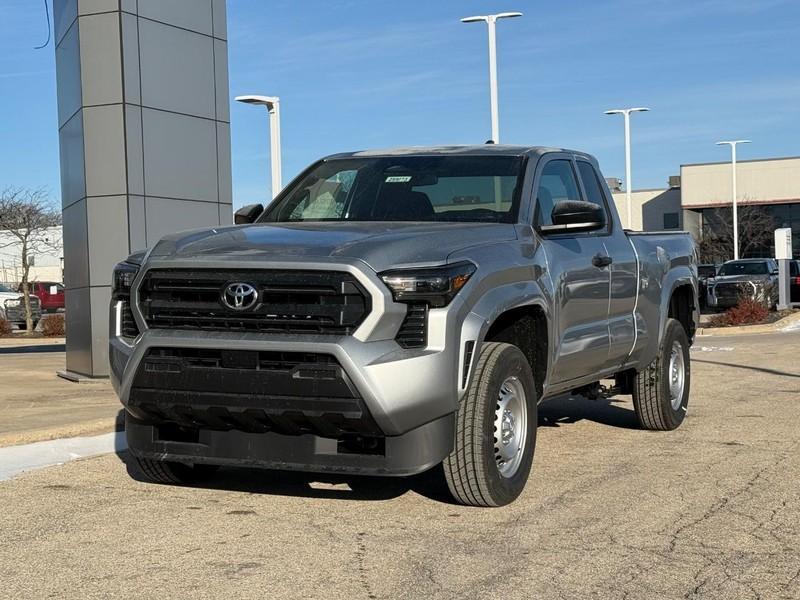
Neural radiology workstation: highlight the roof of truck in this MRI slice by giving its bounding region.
[324,145,594,160]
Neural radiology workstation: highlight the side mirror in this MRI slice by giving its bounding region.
[234,203,264,225]
[539,200,605,233]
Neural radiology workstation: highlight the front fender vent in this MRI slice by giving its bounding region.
[395,303,428,349]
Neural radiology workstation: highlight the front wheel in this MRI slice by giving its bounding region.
[443,342,538,507]
[632,318,691,430]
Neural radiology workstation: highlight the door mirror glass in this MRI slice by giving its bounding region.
[539,200,605,233]
[234,203,264,224]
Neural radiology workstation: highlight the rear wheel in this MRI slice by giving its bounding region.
[632,318,690,430]
[129,455,219,485]
[443,342,538,507]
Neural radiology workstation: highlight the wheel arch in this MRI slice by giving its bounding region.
[461,296,550,401]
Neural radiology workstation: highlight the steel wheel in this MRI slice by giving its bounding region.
[668,340,685,411]
[494,376,528,478]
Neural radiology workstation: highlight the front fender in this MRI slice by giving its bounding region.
[458,280,552,399]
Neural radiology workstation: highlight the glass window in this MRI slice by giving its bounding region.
[663,212,680,229]
[576,161,606,208]
[535,160,581,226]
[718,261,770,276]
[262,156,525,224]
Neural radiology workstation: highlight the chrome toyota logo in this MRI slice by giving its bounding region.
[221,282,258,311]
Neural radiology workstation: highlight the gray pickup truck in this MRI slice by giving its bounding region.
[110,146,698,507]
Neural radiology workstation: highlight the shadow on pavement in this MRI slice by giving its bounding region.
[0,343,66,355]
[692,358,800,379]
[116,446,454,504]
[538,394,640,430]
[112,397,639,504]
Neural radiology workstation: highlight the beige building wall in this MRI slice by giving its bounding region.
[611,188,685,232]
[681,157,800,208]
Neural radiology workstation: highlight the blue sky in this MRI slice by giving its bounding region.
[1,0,799,208]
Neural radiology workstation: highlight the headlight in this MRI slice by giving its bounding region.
[112,261,139,299]
[4,298,20,307]
[379,261,476,308]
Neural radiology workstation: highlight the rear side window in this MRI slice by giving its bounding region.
[535,160,580,226]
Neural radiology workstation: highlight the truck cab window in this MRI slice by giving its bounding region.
[535,160,581,226]
[576,161,611,232]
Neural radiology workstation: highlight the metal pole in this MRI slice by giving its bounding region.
[716,140,750,261]
[268,100,282,197]
[487,16,500,143]
[731,144,739,260]
[614,108,636,229]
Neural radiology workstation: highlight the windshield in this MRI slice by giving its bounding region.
[0,284,13,293]
[260,155,525,224]
[718,261,769,276]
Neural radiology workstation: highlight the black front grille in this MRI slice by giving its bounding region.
[715,282,751,299]
[138,269,370,335]
[395,303,428,348]
[128,347,380,437]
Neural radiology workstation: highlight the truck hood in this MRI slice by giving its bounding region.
[0,291,24,302]
[148,222,517,272]
[712,274,772,284]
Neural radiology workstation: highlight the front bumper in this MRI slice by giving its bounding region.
[110,257,476,476]
[125,411,454,476]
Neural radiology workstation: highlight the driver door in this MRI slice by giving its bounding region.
[534,156,612,385]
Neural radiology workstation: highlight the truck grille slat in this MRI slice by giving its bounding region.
[138,269,371,336]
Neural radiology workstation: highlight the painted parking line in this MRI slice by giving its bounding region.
[0,432,127,482]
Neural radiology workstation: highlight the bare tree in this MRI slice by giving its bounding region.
[0,187,61,332]
[698,204,776,264]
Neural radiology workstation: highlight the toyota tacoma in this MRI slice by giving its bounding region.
[110,146,698,507]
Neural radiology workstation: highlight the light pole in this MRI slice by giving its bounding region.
[605,107,649,229]
[461,12,522,144]
[716,140,751,261]
[235,95,283,199]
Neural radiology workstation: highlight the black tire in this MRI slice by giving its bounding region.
[129,455,219,485]
[632,318,691,431]
[443,342,538,507]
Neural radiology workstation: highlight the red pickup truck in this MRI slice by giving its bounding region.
[24,281,65,312]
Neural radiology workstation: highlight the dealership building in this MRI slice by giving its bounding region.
[611,156,800,258]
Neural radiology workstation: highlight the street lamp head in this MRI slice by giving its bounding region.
[605,107,650,115]
[461,12,522,23]
[235,95,279,111]
[716,139,751,146]
[461,15,488,23]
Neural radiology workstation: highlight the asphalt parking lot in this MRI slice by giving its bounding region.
[1,329,798,600]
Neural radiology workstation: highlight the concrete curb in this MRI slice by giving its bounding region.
[697,310,800,337]
[0,414,123,449]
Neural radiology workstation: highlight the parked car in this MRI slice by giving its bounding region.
[23,281,65,313]
[0,283,42,328]
[110,145,698,507]
[707,258,779,310]
[791,260,800,303]
[697,263,719,309]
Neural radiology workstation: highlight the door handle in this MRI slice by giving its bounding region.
[592,254,613,268]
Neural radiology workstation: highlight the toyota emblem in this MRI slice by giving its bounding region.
[221,282,258,311]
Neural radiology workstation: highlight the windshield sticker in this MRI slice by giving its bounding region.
[385,175,412,183]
